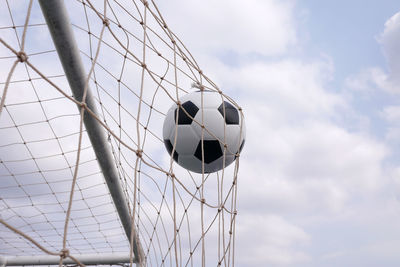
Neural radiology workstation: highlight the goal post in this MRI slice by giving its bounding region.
[38,0,143,264]
[0,253,132,266]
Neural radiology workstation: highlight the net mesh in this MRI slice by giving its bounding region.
[0,0,243,266]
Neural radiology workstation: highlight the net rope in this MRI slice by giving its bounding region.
[0,0,243,266]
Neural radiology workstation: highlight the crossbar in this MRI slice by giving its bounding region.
[0,253,131,266]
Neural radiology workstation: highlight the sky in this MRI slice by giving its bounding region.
[156,0,400,266]
[1,0,400,267]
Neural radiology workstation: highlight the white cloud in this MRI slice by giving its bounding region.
[157,0,297,56]
[382,105,400,123]
[381,106,400,143]
[347,11,400,94]
[201,29,390,264]
[379,12,400,91]
[345,67,385,92]
[236,214,310,266]
[223,59,341,116]
[385,127,400,143]
[238,119,387,211]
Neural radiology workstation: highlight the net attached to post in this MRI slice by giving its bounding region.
[0,1,244,266]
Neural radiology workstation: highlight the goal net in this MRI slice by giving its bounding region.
[0,1,243,266]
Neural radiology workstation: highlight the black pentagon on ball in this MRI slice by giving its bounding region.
[164,139,178,162]
[194,140,223,164]
[218,101,239,125]
[174,101,199,125]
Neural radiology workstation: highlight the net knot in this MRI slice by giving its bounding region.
[102,18,110,26]
[143,1,149,7]
[191,82,204,91]
[141,63,147,69]
[201,198,206,204]
[80,102,87,109]
[136,149,143,158]
[17,51,28,62]
[60,248,69,259]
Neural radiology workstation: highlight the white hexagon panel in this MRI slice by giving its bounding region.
[163,90,245,173]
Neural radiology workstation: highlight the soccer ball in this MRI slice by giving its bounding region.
[163,90,245,173]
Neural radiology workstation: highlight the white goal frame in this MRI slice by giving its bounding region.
[1,253,130,266]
